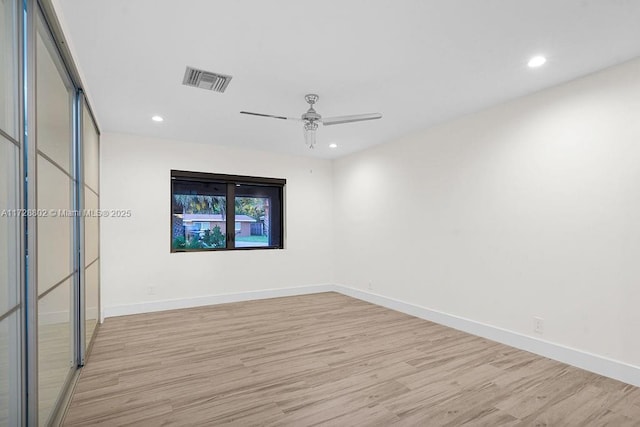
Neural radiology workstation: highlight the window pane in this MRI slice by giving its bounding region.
[85,260,99,349]
[84,189,99,349]
[82,104,99,193]
[84,188,99,264]
[0,0,18,138]
[36,22,73,174]
[0,130,19,427]
[171,172,284,251]
[172,180,227,250]
[0,311,20,427]
[235,184,282,248]
[37,156,73,295]
[38,278,74,424]
[0,137,19,314]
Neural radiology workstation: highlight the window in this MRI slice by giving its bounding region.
[171,170,285,252]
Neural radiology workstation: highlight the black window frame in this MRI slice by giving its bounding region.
[170,170,286,252]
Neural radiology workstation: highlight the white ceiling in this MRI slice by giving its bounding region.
[54,0,640,159]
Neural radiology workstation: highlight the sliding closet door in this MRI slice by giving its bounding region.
[35,13,76,425]
[82,99,100,354]
[0,140,20,427]
[0,1,21,424]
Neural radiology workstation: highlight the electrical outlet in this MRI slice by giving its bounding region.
[533,317,544,334]
[367,282,373,291]
[147,286,156,295]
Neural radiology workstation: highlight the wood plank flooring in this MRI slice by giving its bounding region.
[63,292,640,426]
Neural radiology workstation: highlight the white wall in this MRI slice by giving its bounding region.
[100,133,334,314]
[333,58,640,369]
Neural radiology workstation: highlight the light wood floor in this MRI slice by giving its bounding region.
[64,292,640,426]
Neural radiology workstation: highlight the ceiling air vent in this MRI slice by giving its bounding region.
[182,66,232,93]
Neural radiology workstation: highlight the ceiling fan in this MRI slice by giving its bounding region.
[240,94,382,149]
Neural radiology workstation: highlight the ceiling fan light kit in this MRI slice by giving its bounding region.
[241,94,382,149]
[304,121,318,148]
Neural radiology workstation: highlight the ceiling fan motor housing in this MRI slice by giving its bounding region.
[302,110,321,122]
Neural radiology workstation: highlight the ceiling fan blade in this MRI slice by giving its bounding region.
[240,111,300,121]
[321,113,382,126]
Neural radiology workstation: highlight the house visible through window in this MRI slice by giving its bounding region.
[171,170,285,252]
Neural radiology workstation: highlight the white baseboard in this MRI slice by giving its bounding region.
[102,284,336,319]
[101,283,640,387]
[335,285,640,388]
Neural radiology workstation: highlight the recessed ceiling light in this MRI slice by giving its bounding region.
[329,143,338,149]
[151,115,164,122]
[528,56,547,68]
